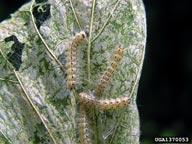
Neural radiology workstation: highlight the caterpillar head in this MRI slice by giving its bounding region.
[79,31,89,40]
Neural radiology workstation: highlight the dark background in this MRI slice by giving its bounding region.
[0,0,192,143]
[138,0,192,143]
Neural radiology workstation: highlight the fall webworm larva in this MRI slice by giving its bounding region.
[79,93,130,110]
[79,106,91,144]
[94,46,124,96]
[66,31,88,90]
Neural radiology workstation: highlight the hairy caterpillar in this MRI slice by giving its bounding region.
[79,93,130,110]
[95,46,124,96]
[66,31,88,90]
[78,106,91,144]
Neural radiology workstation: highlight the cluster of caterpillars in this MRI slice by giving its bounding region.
[66,31,130,144]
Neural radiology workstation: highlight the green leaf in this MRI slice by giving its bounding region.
[0,0,146,143]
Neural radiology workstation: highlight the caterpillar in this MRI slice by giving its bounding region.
[95,46,124,96]
[66,31,88,90]
[78,105,91,144]
[79,93,130,110]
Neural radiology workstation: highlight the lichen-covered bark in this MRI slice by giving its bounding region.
[0,0,146,144]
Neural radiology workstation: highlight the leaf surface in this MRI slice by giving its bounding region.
[0,0,146,143]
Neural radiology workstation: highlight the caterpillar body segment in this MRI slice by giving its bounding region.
[79,106,91,144]
[79,93,130,110]
[110,46,124,69]
[95,46,124,96]
[66,31,87,90]
[96,97,129,110]
[79,93,96,107]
